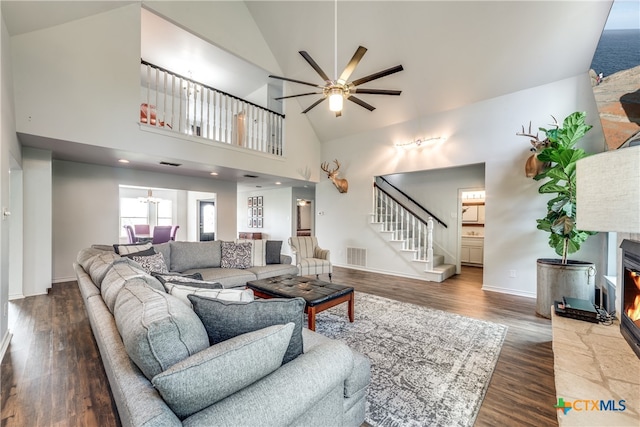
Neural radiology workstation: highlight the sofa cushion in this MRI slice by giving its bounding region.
[181,268,257,289]
[113,242,153,255]
[128,252,169,274]
[77,247,110,268]
[247,263,299,280]
[220,241,252,269]
[85,252,122,288]
[163,283,253,308]
[114,282,209,380]
[169,241,221,272]
[265,240,283,264]
[188,296,305,364]
[152,323,294,420]
[101,258,164,313]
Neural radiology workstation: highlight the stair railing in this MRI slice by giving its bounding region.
[376,176,447,228]
[140,60,285,156]
[374,184,437,265]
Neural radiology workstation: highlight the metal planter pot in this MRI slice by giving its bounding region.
[536,258,596,318]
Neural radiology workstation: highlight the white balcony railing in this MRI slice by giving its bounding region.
[140,60,284,156]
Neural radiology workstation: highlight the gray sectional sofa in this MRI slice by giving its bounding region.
[74,240,371,427]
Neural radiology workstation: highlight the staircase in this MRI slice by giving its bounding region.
[371,185,456,283]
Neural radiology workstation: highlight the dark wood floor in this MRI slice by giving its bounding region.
[1,266,557,427]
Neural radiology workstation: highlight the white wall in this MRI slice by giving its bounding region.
[319,73,607,297]
[237,187,295,254]
[23,147,52,296]
[9,164,23,299]
[11,3,323,186]
[52,160,238,282]
[1,6,24,355]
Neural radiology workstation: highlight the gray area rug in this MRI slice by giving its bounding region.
[314,292,508,427]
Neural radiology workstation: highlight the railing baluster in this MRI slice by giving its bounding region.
[139,61,284,155]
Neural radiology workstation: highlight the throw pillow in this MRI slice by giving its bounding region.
[151,323,294,420]
[265,240,283,264]
[114,282,209,380]
[129,252,169,274]
[113,242,153,255]
[238,239,266,267]
[220,241,252,269]
[163,283,252,308]
[151,272,204,285]
[188,295,305,364]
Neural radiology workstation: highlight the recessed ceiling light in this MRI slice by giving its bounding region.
[118,159,130,164]
[210,172,218,176]
[275,182,282,185]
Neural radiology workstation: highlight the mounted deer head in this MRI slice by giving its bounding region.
[516,116,558,178]
[321,159,349,193]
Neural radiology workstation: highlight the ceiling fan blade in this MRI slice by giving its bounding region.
[352,88,402,96]
[301,97,327,114]
[275,92,322,100]
[337,46,367,85]
[350,65,404,87]
[299,51,331,83]
[269,75,323,89]
[347,95,376,111]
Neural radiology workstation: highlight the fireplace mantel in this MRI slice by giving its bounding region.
[552,310,640,426]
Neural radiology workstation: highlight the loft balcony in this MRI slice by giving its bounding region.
[140,60,285,156]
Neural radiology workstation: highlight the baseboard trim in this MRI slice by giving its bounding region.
[0,330,12,363]
[481,284,535,299]
[333,263,438,283]
[53,276,76,284]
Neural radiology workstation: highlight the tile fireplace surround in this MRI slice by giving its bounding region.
[552,311,640,426]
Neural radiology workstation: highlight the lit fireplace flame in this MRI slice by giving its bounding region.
[627,271,640,322]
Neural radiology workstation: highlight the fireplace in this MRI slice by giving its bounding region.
[621,239,640,359]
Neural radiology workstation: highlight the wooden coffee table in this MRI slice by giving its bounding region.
[246,275,354,331]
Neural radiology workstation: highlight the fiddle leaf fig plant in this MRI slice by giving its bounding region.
[534,111,596,264]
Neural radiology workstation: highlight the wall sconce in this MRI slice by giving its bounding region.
[395,136,447,149]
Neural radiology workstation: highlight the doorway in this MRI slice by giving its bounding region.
[296,199,313,236]
[198,200,216,241]
[459,189,485,271]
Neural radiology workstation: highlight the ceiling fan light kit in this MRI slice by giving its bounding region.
[328,88,344,112]
[270,46,403,116]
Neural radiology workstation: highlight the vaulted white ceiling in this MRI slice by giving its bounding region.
[3,1,612,144]
[1,1,612,188]
[243,1,611,142]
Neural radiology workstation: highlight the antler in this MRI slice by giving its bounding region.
[320,161,333,174]
[516,121,541,141]
[332,159,341,171]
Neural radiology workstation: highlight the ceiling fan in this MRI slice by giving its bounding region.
[269,46,403,117]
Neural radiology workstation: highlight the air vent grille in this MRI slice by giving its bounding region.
[160,161,181,167]
[346,247,367,267]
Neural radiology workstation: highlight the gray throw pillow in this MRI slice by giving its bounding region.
[113,242,153,255]
[151,272,205,285]
[188,296,305,364]
[152,323,294,420]
[265,240,283,264]
[114,282,209,380]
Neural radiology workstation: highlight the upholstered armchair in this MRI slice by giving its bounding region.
[288,236,332,280]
